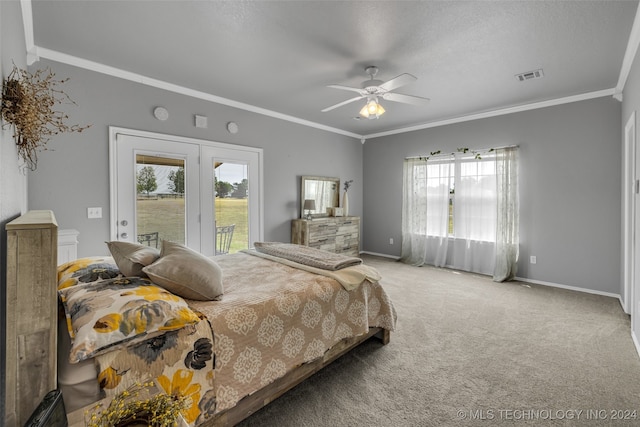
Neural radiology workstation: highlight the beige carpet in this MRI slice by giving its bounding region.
[237,255,640,426]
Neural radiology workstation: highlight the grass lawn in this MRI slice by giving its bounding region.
[137,197,248,253]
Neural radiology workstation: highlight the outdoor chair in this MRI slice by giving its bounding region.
[137,231,159,248]
[215,224,235,255]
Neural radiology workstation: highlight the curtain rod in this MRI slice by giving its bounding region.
[405,144,519,160]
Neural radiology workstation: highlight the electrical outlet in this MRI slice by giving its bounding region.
[530,255,537,264]
[87,207,102,219]
[389,238,394,245]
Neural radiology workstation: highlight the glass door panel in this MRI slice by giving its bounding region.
[214,161,249,254]
[136,154,186,247]
[201,145,261,256]
[112,133,200,250]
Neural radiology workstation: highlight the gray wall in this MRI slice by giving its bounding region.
[0,1,29,421]
[27,60,363,257]
[363,96,622,294]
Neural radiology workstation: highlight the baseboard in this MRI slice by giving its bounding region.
[514,276,620,300]
[620,295,630,314]
[359,251,401,260]
[631,329,640,359]
[361,253,622,301]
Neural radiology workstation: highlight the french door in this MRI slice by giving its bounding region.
[110,128,262,256]
[200,145,262,256]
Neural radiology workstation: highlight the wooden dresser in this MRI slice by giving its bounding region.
[291,216,360,256]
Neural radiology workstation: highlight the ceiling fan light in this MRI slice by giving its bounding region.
[359,104,371,118]
[367,99,378,115]
[360,99,385,119]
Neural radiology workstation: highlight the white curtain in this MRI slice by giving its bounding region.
[401,147,519,281]
[401,156,452,267]
[451,152,497,275]
[493,147,519,281]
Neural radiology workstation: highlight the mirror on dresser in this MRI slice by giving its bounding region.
[300,176,340,218]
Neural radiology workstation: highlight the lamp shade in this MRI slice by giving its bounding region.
[359,98,385,119]
[303,199,316,210]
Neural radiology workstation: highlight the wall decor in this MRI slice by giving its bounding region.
[342,179,353,216]
[1,64,91,170]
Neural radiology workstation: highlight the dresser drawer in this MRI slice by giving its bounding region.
[336,224,358,236]
[335,232,357,245]
[309,233,335,246]
[335,248,358,256]
[308,222,337,237]
[335,233,358,255]
[336,217,358,231]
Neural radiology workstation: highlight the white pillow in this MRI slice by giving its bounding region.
[143,240,224,301]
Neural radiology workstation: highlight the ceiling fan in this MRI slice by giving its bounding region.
[321,66,430,119]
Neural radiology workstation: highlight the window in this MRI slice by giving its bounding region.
[401,147,519,280]
[421,152,497,242]
[455,153,497,242]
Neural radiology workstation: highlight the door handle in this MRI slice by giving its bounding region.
[121,232,128,239]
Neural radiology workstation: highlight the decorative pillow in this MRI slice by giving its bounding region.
[57,256,121,290]
[106,241,160,277]
[58,276,201,363]
[142,240,224,301]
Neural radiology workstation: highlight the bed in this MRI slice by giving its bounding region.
[5,211,396,426]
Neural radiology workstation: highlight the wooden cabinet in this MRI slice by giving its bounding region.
[291,216,360,256]
[5,210,58,426]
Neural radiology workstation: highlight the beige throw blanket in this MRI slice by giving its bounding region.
[253,242,362,271]
[244,248,380,291]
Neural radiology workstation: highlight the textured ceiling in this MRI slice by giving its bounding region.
[30,0,638,138]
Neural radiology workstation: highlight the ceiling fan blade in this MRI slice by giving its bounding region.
[378,73,417,92]
[321,96,364,112]
[382,92,430,106]
[327,84,367,95]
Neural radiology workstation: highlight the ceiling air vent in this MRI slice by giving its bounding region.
[515,69,544,82]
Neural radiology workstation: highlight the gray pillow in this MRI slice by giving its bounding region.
[106,241,160,277]
[142,240,223,301]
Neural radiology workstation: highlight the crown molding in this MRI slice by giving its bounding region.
[32,44,618,142]
[20,0,38,64]
[33,47,362,139]
[615,2,640,96]
[362,88,616,140]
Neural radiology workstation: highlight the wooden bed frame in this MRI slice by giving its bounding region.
[5,210,390,426]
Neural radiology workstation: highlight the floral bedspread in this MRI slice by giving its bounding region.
[95,316,216,425]
[95,252,396,425]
